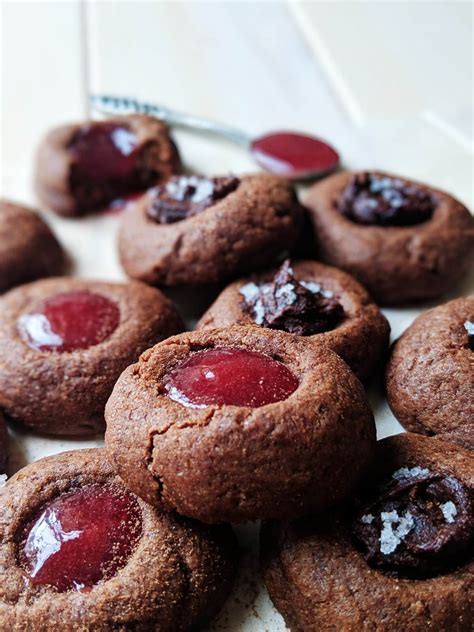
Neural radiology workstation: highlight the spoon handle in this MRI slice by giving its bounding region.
[90,95,251,148]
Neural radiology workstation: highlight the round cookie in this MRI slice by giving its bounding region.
[0,199,64,293]
[35,115,181,216]
[305,170,474,305]
[118,173,304,287]
[386,296,474,450]
[105,326,375,524]
[0,448,237,631]
[261,434,474,632]
[197,259,390,383]
[0,277,183,435]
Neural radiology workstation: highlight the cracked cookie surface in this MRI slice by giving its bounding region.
[118,173,303,287]
[105,325,375,523]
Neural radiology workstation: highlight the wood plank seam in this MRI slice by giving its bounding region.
[287,0,365,127]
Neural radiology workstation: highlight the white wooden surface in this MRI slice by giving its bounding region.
[1,2,473,630]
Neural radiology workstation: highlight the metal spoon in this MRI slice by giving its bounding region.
[90,94,340,180]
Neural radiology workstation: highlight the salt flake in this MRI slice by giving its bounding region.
[253,299,265,325]
[275,283,297,306]
[300,280,321,294]
[239,282,260,303]
[440,501,457,524]
[361,513,374,524]
[379,510,414,555]
[392,466,430,481]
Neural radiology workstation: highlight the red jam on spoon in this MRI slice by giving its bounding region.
[250,132,340,179]
[20,484,142,592]
[69,122,138,180]
[19,291,120,352]
[164,347,299,408]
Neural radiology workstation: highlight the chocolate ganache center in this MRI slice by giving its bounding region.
[240,260,344,336]
[338,173,436,226]
[352,466,473,578]
[147,175,240,224]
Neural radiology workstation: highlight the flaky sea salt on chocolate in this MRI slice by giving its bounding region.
[379,510,414,555]
[361,513,374,524]
[239,260,343,335]
[440,501,457,524]
[392,466,430,480]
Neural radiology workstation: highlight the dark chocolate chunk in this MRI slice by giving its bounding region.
[147,175,240,224]
[352,467,473,578]
[240,260,344,336]
[338,172,436,226]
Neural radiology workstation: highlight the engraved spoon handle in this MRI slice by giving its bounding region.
[90,95,251,148]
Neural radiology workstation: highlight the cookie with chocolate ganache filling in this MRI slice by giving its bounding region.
[197,259,390,383]
[34,115,181,216]
[105,325,375,524]
[305,171,474,305]
[0,278,183,435]
[118,173,304,287]
[386,296,474,450]
[0,449,237,631]
[261,434,474,632]
[0,200,64,293]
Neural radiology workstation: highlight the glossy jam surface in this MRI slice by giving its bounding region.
[164,348,299,408]
[20,485,142,592]
[19,291,120,352]
[250,132,339,179]
[69,122,138,180]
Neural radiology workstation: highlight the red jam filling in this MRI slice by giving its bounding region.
[19,291,120,352]
[69,122,138,180]
[164,347,299,408]
[20,484,142,592]
[250,132,340,179]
